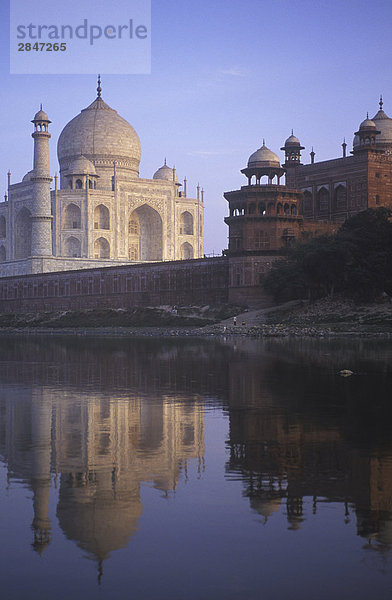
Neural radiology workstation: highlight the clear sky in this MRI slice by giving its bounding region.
[1,0,392,254]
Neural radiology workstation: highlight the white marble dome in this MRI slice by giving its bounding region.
[57,96,141,176]
[153,162,178,182]
[372,106,392,147]
[33,108,50,122]
[248,143,280,168]
[67,155,97,176]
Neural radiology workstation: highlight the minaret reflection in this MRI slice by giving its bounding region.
[31,390,52,553]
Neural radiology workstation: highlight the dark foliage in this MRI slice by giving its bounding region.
[263,208,392,302]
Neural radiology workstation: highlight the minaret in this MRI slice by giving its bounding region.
[30,106,53,256]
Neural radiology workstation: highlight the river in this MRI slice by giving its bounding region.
[0,334,391,599]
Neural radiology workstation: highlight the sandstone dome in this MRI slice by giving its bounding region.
[284,133,300,146]
[359,117,377,130]
[57,96,141,177]
[248,143,280,168]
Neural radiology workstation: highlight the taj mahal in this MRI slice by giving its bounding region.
[0,77,204,277]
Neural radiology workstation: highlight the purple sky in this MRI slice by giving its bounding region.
[1,0,392,254]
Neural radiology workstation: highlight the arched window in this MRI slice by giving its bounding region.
[0,216,6,238]
[277,203,283,214]
[181,242,194,259]
[94,237,110,259]
[63,203,81,229]
[64,236,81,258]
[180,211,194,235]
[0,245,6,262]
[303,191,313,215]
[88,179,93,189]
[317,187,329,214]
[75,179,83,189]
[258,203,266,215]
[128,216,139,235]
[68,180,73,189]
[14,207,32,259]
[94,204,110,230]
[291,204,297,215]
[334,185,347,210]
[284,203,290,215]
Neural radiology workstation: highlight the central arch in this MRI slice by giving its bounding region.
[128,204,163,261]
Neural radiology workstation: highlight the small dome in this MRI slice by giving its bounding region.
[153,163,178,182]
[248,143,280,168]
[67,155,97,176]
[284,133,300,146]
[22,169,34,182]
[33,109,50,122]
[359,117,376,129]
[372,104,392,147]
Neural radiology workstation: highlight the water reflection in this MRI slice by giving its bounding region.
[0,335,392,590]
[0,337,207,574]
[226,337,392,552]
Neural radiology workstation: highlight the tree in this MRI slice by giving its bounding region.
[262,208,392,302]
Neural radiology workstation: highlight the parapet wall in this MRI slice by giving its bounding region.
[0,257,229,313]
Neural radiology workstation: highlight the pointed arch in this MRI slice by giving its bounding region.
[63,203,81,229]
[0,215,6,238]
[181,242,194,260]
[317,187,329,214]
[15,207,32,259]
[303,191,313,215]
[94,237,110,259]
[334,184,347,210]
[128,204,162,261]
[0,245,6,262]
[180,211,193,235]
[94,204,110,230]
[64,236,81,258]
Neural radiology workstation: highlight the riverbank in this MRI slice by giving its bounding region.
[0,297,391,338]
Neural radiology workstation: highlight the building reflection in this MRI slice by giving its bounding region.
[0,367,204,571]
[226,346,392,551]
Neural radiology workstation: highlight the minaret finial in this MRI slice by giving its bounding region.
[97,74,102,98]
[380,95,383,110]
[262,138,265,146]
[291,128,294,135]
[40,103,43,111]
[367,111,369,119]
[164,157,167,166]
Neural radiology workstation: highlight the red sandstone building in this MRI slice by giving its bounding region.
[224,98,392,304]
